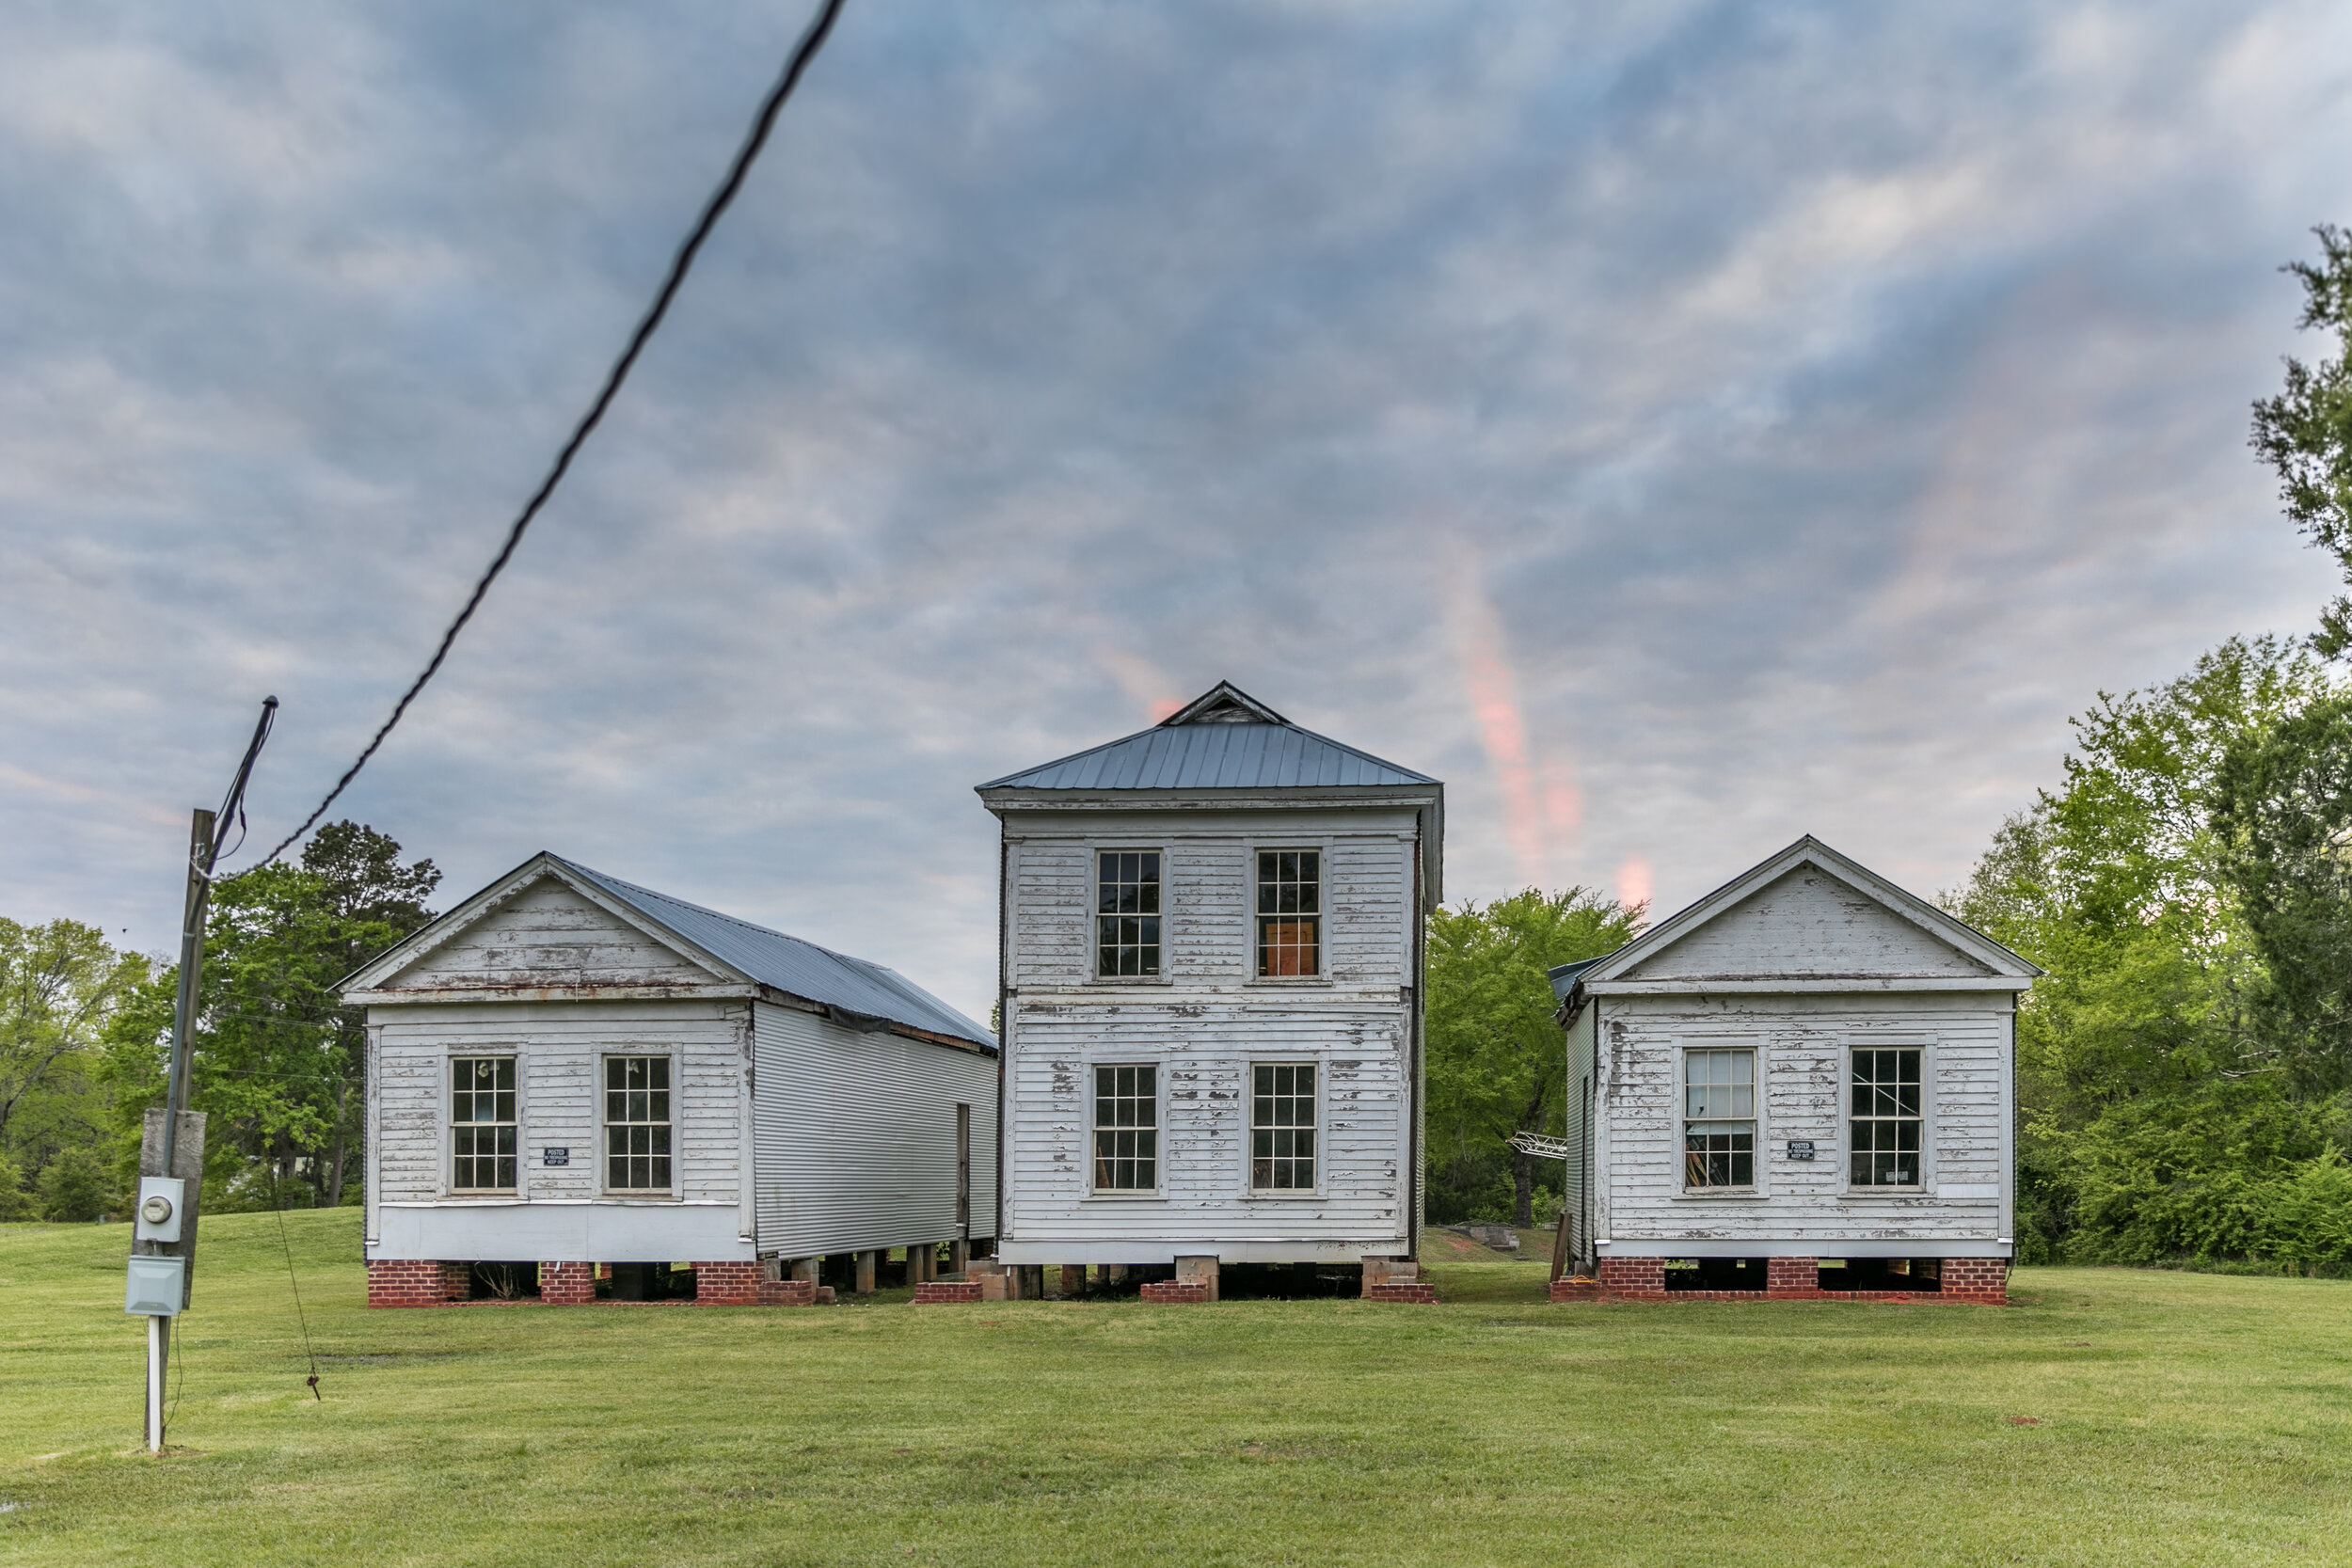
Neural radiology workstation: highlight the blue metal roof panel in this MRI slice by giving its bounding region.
[555,859,995,1049]
[978,721,1436,792]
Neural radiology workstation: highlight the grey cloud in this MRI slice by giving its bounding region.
[4,1,2350,1019]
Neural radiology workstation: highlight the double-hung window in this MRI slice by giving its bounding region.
[1097,851,1162,976]
[1250,1063,1316,1191]
[1850,1048,1922,1188]
[1092,1064,1158,1191]
[1682,1048,1755,1190]
[1255,850,1321,976]
[451,1056,516,1191]
[605,1056,673,1193]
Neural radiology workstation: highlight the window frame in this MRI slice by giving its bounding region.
[445,1053,520,1196]
[1086,1059,1164,1198]
[1844,1041,1931,1196]
[1677,1043,1762,1196]
[1085,843,1172,986]
[1246,840,1332,985]
[1244,1057,1324,1197]
[600,1052,679,1197]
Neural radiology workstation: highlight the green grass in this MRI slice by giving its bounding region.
[4,1212,2350,1565]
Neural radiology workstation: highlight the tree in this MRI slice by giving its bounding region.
[1953,637,2348,1261]
[0,919,148,1169]
[1426,887,1643,1227]
[2252,225,2352,656]
[35,1146,111,1222]
[103,822,438,1210]
[2214,694,2352,1093]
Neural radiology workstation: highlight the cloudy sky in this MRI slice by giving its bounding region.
[6,0,2350,1021]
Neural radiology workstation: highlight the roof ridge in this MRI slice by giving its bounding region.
[555,857,868,968]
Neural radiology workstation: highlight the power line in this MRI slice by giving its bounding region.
[245,0,850,873]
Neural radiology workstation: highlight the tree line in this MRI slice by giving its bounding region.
[0,823,437,1220]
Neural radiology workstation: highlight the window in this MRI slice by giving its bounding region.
[451,1056,516,1191]
[1255,849,1321,976]
[604,1056,673,1192]
[1682,1049,1755,1189]
[1251,1063,1316,1191]
[1850,1048,1922,1187]
[1092,1064,1157,1191]
[1096,851,1162,976]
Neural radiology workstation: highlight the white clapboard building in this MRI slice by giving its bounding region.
[975,682,1444,1301]
[344,853,996,1307]
[1548,836,2038,1304]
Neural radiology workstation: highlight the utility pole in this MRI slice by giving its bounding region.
[129,699,276,1455]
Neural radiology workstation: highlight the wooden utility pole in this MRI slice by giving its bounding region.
[132,699,276,1455]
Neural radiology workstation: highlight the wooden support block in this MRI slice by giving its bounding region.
[1104,1264,1128,1285]
[1017,1264,1043,1300]
[950,1239,970,1275]
[855,1250,878,1295]
[1058,1263,1088,1299]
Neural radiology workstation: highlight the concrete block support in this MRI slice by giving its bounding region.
[950,1239,970,1275]
[1359,1256,1417,1298]
[1174,1255,1220,1303]
[791,1257,821,1284]
[968,1260,1011,1301]
[1058,1263,1089,1299]
[855,1250,878,1295]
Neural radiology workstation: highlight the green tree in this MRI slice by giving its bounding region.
[2252,225,2352,656]
[0,1154,37,1221]
[1425,887,1642,1227]
[1954,638,2348,1261]
[103,823,438,1210]
[0,918,148,1177]
[2213,694,2352,1093]
[35,1145,111,1222]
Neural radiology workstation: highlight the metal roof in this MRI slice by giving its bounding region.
[555,858,996,1049]
[978,683,1438,792]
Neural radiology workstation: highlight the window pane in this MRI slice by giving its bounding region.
[451,1057,518,1189]
[1682,1050,1756,1188]
[603,1056,674,1191]
[1250,1062,1316,1190]
[1093,1064,1159,1189]
[1097,852,1163,976]
[1850,1048,1923,1187]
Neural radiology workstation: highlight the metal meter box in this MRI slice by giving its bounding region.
[125,1255,187,1316]
[135,1176,185,1243]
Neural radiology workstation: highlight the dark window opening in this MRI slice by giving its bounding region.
[1093,1064,1158,1191]
[1850,1049,1923,1187]
[1096,851,1162,976]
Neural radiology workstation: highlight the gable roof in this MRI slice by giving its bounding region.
[1553,835,2039,1002]
[977,681,1438,792]
[345,853,995,1051]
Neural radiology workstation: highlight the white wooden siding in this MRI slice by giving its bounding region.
[1623,867,1994,981]
[996,804,1422,1260]
[368,998,751,1260]
[384,879,718,991]
[752,1001,997,1259]
[1595,992,2009,1252]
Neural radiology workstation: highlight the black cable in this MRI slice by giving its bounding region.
[245,0,850,873]
[272,1169,324,1401]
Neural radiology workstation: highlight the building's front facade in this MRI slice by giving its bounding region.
[344,853,997,1306]
[1550,837,2039,1304]
[976,683,1444,1292]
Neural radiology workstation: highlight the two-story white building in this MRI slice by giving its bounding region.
[1549,836,2038,1304]
[975,682,1443,1301]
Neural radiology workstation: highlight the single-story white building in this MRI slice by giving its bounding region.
[1548,836,2039,1304]
[344,852,996,1306]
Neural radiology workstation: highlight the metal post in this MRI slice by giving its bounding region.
[147,1316,169,1453]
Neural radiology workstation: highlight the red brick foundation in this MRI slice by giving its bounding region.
[914,1281,984,1304]
[1597,1256,1665,1296]
[540,1260,595,1305]
[1140,1280,1214,1304]
[757,1277,818,1306]
[367,1259,453,1308]
[1576,1255,2008,1306]
[441,1261,473,1301]
[1549,1276,1601,1302]
[693,1261,762,1305]
[1364,1281,1438,1304]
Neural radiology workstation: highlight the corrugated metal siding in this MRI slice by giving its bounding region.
[980,721,1436,792]
[557,860,994,1046]
[752,1001,998,1257]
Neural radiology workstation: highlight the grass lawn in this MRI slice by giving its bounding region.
[4,1212,2348,1566]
